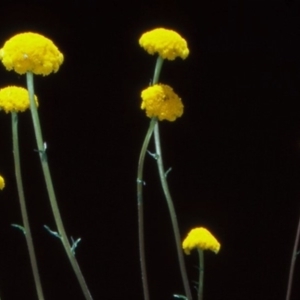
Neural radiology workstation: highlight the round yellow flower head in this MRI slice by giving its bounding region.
[141,84,184,121]
[0,86,38,113]
[0,175,5,190]
[139,28,189,60]
[0,32,64,75]
[182,227,221,255]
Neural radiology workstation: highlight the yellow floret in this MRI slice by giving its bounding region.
[0,32,63,75]
[182,227,221,255]
[141,84,184,121]
[139,28,189,60]
[0,175,5,190]
[0,86,38,113]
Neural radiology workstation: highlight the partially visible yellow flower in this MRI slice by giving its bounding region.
[139,28,189,60]
[182,227,220,255]
[0,32,64,75]
[0,86,38,113]
[141,84,184,121]
[0,175,5,190]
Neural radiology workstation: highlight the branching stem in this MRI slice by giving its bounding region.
[153,123,192,300]
[137,55,164,300]
[26,71,93,300]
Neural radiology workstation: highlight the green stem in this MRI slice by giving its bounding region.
[137,55,164,300]
[137,117,157,300]
[153,56,164,85]
[285,212,300,300]
[11,112,45,300]
[197,249,204,300]
[153,123,192,300]
[26,72,93,300]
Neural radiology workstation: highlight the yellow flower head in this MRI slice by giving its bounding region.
[0,32,64,75]
[182,227,221,255]
[139,28,189,60]
[0,86,38,113]
[0,175,5,190]
[141,84,184,121]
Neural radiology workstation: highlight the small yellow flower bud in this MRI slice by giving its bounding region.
[0,175,5,190]
[141,84,184,121]
[0,86,38,113]
[0,32,63,75]
[182,227,221,255]
[139,28,189,60]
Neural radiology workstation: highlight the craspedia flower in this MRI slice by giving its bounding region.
[141,84,184,121]
[182,227,220,255]
[139,28,189,60]
[0,175,5,190]
[0,32,63,75]
[0,86,38,113]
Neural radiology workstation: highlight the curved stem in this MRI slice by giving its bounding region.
[153,123,192,300]
[137,118,157,300]
[26,72,93,300]
[11,112,45,300]
[285,211,300,300]
[197,249,204,300]
[137,55,164,300]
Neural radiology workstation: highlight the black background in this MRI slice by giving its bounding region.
[1,0,300,299]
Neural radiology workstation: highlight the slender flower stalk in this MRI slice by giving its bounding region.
[153,123,192,300]
[153,56,164,84]
[197,249,204,300]
[285,212,300,300]
[137,56,163,300]
[26,71,93,300]
[11,111,45,300]
[137,117,157,300]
